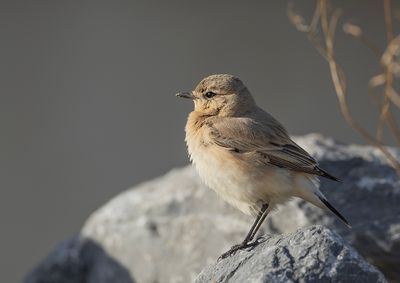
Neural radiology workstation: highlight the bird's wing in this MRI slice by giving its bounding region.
[207,116,340,181]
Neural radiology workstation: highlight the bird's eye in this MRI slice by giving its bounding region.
[204,91,217,99]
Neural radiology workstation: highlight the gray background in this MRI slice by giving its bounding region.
[1,1,398,282]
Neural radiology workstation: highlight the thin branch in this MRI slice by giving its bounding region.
[377,0,394,142]
[343,23,382,59]
[288,0,400,174]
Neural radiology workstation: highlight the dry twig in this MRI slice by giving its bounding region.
[288,0,400,174]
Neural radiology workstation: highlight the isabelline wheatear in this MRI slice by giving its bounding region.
[176,74,349,258]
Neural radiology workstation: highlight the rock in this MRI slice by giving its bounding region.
[80,134,398,282]
[24,237,135,283]
[196,225,387,283]
[266,134,400,281]
[26,134,398,282]
[81,165,251,283]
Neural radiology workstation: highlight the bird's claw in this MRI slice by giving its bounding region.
[218,240,259,260]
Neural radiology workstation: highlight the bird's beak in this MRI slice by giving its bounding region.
[176,91,194,99]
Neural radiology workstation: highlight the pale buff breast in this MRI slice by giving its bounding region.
[185,112,295,216]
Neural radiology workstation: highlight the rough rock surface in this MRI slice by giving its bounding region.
[25,134,398,282]
[80,165,250,283]
[80,134,399,282]
[196,226,386,283]
[267,135,400,281]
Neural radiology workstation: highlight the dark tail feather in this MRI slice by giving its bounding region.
[317,167,342,182]
[317,195,351,228]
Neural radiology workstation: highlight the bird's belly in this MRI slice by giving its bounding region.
[189,146,294,215]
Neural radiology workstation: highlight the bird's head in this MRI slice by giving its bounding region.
[176,74,255,117]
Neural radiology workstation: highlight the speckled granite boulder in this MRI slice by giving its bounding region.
[196,225,386,283]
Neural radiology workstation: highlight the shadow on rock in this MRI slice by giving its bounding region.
[24,236,135,283]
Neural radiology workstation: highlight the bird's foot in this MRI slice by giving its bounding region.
[218,240,260,260]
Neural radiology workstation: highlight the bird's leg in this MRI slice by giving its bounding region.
[219,204,269,260]
[248,204,269,242]
[242,203,268,243]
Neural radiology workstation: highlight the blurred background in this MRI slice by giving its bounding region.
[1,0,399,282]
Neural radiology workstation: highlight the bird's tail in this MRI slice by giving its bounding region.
[295,178,351,228]
[315,193,351,228]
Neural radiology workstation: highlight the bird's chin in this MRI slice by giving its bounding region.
[194,108,220,117]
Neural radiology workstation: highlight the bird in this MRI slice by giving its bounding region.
[176,74,350,259]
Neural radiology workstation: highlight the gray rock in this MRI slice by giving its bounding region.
[26,134,398,282]
[24,237,135,283]
[81,165,252,283]
[80,134,398,282]
[196,225,387,283]
[266,134,400,281]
